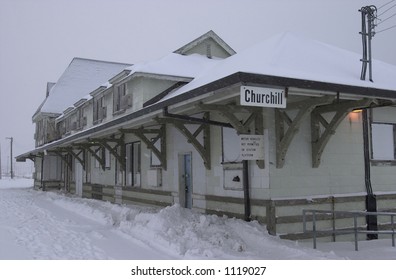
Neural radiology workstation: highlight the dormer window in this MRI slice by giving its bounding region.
[93,96,106,124]
[113,83,132,113]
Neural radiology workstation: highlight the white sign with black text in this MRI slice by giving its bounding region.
[240,85,286,108]
[240,134,265,160]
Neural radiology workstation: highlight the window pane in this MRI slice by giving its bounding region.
[372,123,395,160]
[133,142,141,186]
[150,138,161,166]
[222,127,242,162]
[125,143,132,186]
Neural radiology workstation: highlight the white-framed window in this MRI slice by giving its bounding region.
[113,83,132,113]
[85,150,91,183]
[150,137,162,167]
[370,106,396,162]
[93,96,106,124]
[222,127,243,163]
[93,147,110,169]
[221,127,243,190]
[105,148,111,169]
[125,141,141,187]
[75,107,86,130]
[371,123,396,161]
[370,107,396,162]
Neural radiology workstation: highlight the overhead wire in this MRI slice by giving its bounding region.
[378,3,396,16]
[378,11,396,24]
[376,23,396,33]
[374,1,396,34]
[378,0,396,10]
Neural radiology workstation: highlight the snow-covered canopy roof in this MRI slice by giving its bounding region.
[38,58,131,115]
[125,53,220,81]
[164,32,396,100]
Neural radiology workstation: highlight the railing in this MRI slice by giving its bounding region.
[303,209,396,251]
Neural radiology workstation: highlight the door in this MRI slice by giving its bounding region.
[179,153,192,209]
[75,159,83,197]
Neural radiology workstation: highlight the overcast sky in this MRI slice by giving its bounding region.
[1,0,395,174]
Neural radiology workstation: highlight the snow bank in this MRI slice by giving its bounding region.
[44,191,339,259]
[0,178,33,189]
[3,179,394,260]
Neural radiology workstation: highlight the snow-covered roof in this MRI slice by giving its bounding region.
[125,53,220,80]
[39,58,131,115]
[164,32,396,100]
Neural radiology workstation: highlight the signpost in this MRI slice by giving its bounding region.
[238,85,286,221]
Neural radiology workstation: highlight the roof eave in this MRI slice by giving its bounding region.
[17,72,396,160]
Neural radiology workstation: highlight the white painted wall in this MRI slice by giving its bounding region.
[89,153,115,186]
[124,77,176,114]
[42,155,62,180]
[269,110,366,198]
[183,37,231,58]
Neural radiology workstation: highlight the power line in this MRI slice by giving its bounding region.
[377,3,396,17]
[377,11,396,25]
[378,0,396,10]
[376,23,396,33]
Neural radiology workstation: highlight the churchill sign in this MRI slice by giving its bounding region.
[240,85,286,108]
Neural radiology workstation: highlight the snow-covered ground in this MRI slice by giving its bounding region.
[0,178,395,260]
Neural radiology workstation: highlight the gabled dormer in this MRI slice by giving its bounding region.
[107,31,235,114]
[173,30,236,58]
[32,82,60,147]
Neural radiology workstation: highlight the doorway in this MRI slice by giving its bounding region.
[179,153,192,209]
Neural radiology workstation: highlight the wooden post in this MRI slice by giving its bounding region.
[243,160,251,222]
[0,144,2,179]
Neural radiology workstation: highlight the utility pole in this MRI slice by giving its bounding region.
[359,5,377,82]
[6,137,13,179]
[0,144,2,179]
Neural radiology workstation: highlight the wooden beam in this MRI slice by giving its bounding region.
[87,136,126,171]
[275,96,334,168]
[74,144,106,171]
[198,103,265,169]
[26,153,43,162]
[121,125,167,170]
[50,150,72,169]
[311,98,376,168]
[156,116,211,169]
[197,103,249,134]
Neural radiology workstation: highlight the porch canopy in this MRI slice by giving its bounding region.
[17,32,396,168]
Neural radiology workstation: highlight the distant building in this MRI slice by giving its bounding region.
[17,31,396,240]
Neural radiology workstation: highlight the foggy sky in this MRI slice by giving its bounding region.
[1,0,395,173]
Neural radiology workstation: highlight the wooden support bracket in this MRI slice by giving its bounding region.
[87,136,126,171]
[311,98,376,168]
[120,125,167,170]
[156,115,211,169]
[88,146,106,171]
[51,150,72,169]
[26,153,43,162]
[275,96,334,168]
[197,103,265,169]
[197,104,250,134]
[50,146,86,170]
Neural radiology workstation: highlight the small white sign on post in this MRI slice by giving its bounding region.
[240,134,265,160]
[240,85,286,108]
